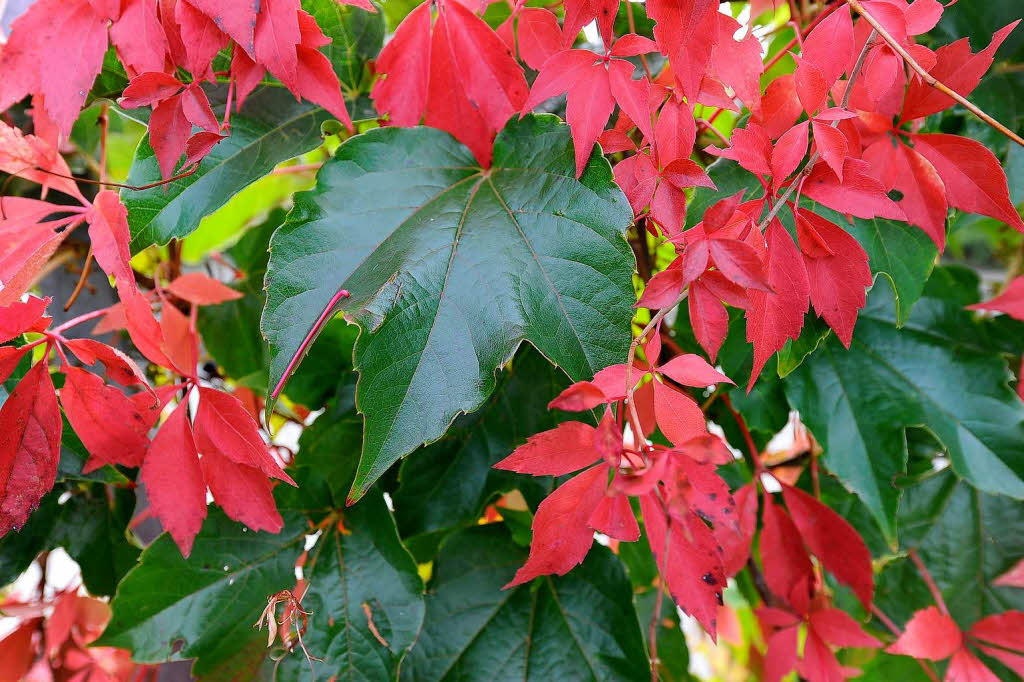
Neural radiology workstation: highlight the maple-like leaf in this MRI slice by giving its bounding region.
[0,361,61,535]
[374,0,528,166]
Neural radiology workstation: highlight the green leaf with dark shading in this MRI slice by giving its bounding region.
[271,498,424,681]
[391,345,574,541]
[399,524,650,682]
[875,469,1024,629]
[302,0,385,93]
[122,87,334,253]
[785,271,1024,544]
[96,509,307,674]
[263,114,635,501]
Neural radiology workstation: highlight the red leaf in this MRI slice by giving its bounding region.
[141,400,207,556]
[946,649,1000,682]
[201,450,284,533]
[0,296,51,344]
[709,238,772,291]
[494,421,598,475]
[760,498,814,608]
[371,2,431,127]
[184,131,226,166]
[968,611,1024,653]
[193,387,293,483]
[709,13,764,114]
[675,433,735,466]
[771,121,809,190]
[0,120,87,202]
[188,0,259,54]
[796,210,873,347]
[912,133,1024,233]
[652,380,706,446]
[63,339,151,391]
[671,456,737,531]
[0,0,109,138]
[641,492,724,636]
[901,21,1020,122]
[174,0,229,77]
[547,381,608,412]
[562,0,617,48]
[608,59,654,142]
[149,93,192,181]
[254,0,301,90]
[110,0,169,76]
[646,0,718,100]
[704,124,773,176]
[59,367,150,470]
[376,0,527,167]
[506,464,607,587]
[886,606,962,660]
[781,483,874,608]
[809,607,881,648]
[793,55,829,115]
[688,279,730,361]
[656,97,697,166]
[160,299,198,377]
[231,43,266,110]
[0,620,37,682]
[764,626,800,682]
[516,8,561,70]
[993,557,1024,587]
[0,362,61,534]
[166,273,243,305]
[796,629,848,682]
[181,84,220,133]
[754,74,802,140]
[803,157,905,221]
[881,141,948,250]
[118,72,184,109]
[802,5,854,86]
[0,347,30,385]
[811,120,849,182]
[295,45,354,129]
[658,354,732,387]
[746,221,810,385]
[589,492,639,541]
[716,482,757,576]
[87,191,136,289]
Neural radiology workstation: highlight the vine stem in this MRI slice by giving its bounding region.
[721,393,764,474]
[625,293,686,445]
[908,548,950,616]
[845,0,1024,148]
[756,26,877,232]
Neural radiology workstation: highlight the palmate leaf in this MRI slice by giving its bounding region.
[121,86,335,253]
[785,268,1024,544]
[399,524,649,682]
[875,469,1024,629]
[262,114,635,501]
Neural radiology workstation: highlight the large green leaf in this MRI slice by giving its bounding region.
[121,87,334,253]
[272,501,424,681]
[303,0,385,93]
[399,524,650,682]
[875,469,1024,629]
[263,114,635,500]
[785,272,1024,544]
[96,510,308,674]
[391,345,574,541]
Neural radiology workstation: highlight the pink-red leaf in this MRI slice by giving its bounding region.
[166,273,244,305]
[141,400,207,556]
[201,451,284,533]
[193,387,293,483]
[886,606,962,660]
[760,498,814,608]
[494,421,598,476]
[589,493,640,541]
[59,367,150,470]
[658,354,732,388]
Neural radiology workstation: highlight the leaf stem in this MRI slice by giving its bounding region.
[908,548,950,616]
[845,0,1024,147]
[721,393,764,474]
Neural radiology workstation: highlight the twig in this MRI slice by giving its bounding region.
[64,248,94,311]
[908,548,950,616]
[624,0,652,80]
[34,163,199,192]
[845,0,1024,148]
[756,27,877,231]
[722,393,764,474]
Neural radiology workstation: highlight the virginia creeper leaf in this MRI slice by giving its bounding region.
[398,524,649,682]
[302,0,385,92]
[262,114,634,501]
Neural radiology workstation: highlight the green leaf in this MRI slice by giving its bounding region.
[391,345,574,541]
[785,272,1024,544]
[398,525,650,682]
[271,498,424,681]
[96,509,307,674]
[263,114,635,500]
[122,87,334,253]
[302,0,385,93]
[875,469,1024,629]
